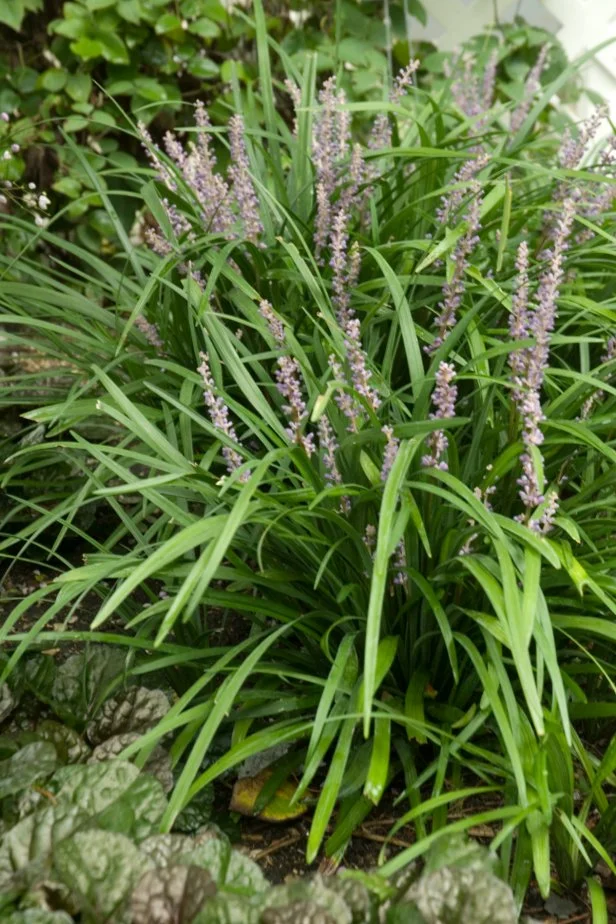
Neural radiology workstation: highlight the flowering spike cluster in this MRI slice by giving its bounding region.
[421,362,457,470]
[481,50,499,112]
[318,416,349,512]
[259,299,315,456]
[313,77,365,257]
[380,425,399,480]
[436,152,489,225]
[575,137,616,244]
[197,352,247,480]
[330,354,358,431]
[450,52,482,118]
[139,121,177,191]
[508,241,530,399]
[429,189,482,353]
[364,523,377,558]
[276,356,316,455]
[559,105,608,170]
[392,540,408,589]
[285,79,302,136]
[319,416,342,485]
[328,227,380,426]
[509,200,576,525]
[228,114,262,241]
[142,101,268,245]
[510,44,549,133]
[368,59,420,154]
[134,315,164,350]
[580,335,616,419]
[313,77,346,256]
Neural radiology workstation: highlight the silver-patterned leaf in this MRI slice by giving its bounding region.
[130,863,217,924]
[51,760,167,840]
[35,720,90,764]
[0,803,88,893]
[53,829,152,923]
[86,687,170,746]
[3,911,74,923]
[51,646,127,722]
[87,732,173,792]
[400,862,518,924]
[179,838,268,895]
[0,682,16,722]
[140,834,197,868]
[259,876,353,924]
[192,894,262,924]
[0,742,57,800]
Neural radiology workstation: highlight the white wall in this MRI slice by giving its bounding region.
[408,0,616,122]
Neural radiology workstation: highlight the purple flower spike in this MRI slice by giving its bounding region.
[510,44,549,133]
[429,188,482,353]
[228,114,262,241]
[380,425,399,480]
[422,361,457,469]
[509,199,575,524]
[135,315,164,350]
[259,299,314,455]
[276,355,315,456]
[197,352,248,480]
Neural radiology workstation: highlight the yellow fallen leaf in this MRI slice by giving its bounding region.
[230,769,308,822]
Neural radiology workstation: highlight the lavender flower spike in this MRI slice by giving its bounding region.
[276,355,316,456]
[228,114,262,241]
[381,425,399,480]
[319,416,342,485]
[421,361,457,469]
[259,299,315,455]
[197,352,248,480]
[135,315,164,350]
[510,44,549,133]
[429,188,482,353]
[508,240,530,398]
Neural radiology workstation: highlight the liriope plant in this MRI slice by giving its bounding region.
[1,13,615,910]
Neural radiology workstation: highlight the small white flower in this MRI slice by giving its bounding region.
[2,150,11,161]
[181,18,188,28]
[34,214,49,228]
[0,194,6,205]
[38,193,51,211]
[28,182,36,190]
[288,8,310,26]
[10,143,19,153]
[43,49,62,69]
[0,112,9,122]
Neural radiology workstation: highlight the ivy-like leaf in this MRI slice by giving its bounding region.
[86,686,170,745]
[130,864,217,924]
[0,742,57,799]
[53,829,151,922]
